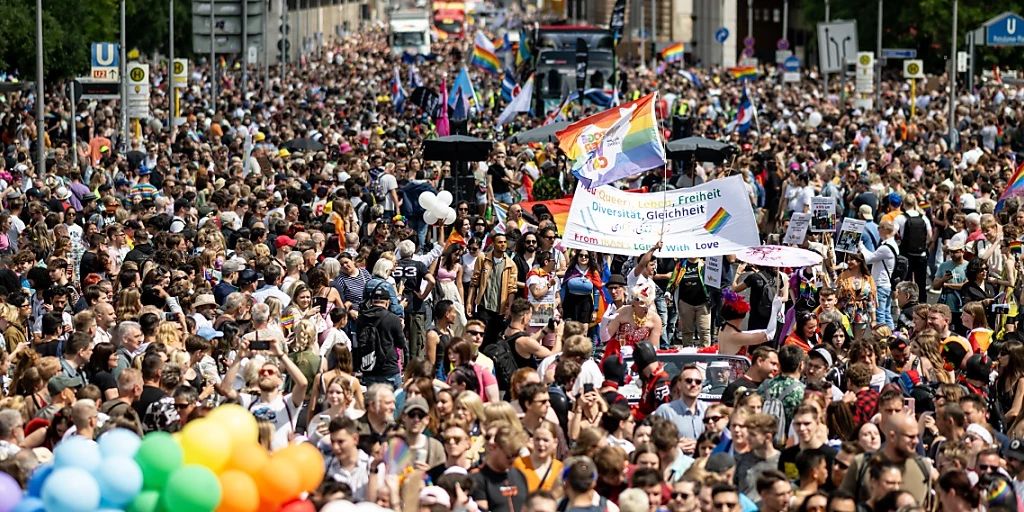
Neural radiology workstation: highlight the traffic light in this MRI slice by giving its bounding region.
[278,17,290,64]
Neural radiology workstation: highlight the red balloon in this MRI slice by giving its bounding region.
[278,499,316,512]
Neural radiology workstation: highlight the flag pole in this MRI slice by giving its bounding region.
[747,84,763,134]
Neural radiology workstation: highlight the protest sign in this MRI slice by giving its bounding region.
[783,213,811,245]
[704,256,723,289]
[835,218,866,253]
[562,175,761,258]
[810,196,836,232]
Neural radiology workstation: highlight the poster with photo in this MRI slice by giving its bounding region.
[784,213,811,245]
[810,197,837,232]
[835,218,866,254]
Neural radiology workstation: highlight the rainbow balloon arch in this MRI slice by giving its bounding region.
[11,404,324,512]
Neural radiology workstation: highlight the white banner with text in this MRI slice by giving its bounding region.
[562,175,761,258]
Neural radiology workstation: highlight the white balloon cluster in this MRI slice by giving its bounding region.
[419,190,457,225]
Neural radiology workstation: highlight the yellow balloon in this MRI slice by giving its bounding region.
[181,418,233,472]
[208,404,259,448]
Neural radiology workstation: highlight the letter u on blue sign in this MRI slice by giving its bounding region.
[91,43,119,68]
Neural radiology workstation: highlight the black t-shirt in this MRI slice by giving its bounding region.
[90,369,117,396]
[34,341,60,358]
[470,464,529,512]
[488,164,511,194]
[721,375,762,407]
[395,258,429,313]
[133,385,167,421]
[79,251,103,283]
[778,443,837,482]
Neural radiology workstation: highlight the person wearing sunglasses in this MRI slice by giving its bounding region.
[652,365,707,455]
[399,396,444,470]
[667,478,699,512]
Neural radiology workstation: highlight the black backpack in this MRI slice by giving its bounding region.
[880,242,910,287]
[357,315,385,373]
[899,213,928,256]
[756,271,777,318]
[482,331,525,392]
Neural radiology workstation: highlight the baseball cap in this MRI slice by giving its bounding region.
[275,235,297,249]
[1005,438,1024,461]
[237,268,262,286]
[47,375,84,395]
[403,396,429,416]
[197,326,224,340]
[368,286,391,302]
[221,259,245,274]
[705,453,736,473]
[858,204,873,220]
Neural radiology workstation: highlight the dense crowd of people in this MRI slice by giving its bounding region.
[1,11,1024,512]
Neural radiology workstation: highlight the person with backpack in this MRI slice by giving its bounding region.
[354,286,407,389]
[757,345,807,446]
[732,262,781,331]
[895,194,932,303]
[839,413,934,506]
[860,221,899,329]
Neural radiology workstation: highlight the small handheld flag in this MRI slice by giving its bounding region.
[660,42,685,63]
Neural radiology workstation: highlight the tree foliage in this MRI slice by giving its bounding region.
[799,1,1024,72]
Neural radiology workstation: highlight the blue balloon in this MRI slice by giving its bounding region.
[53,437,102,472]
[26,464,53,498]
[11,497,44,512]
[98,428,142,459]
[41,467,100,512]
[95,456,142,507]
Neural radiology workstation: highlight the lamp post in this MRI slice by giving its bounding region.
[948,0,958,149]
[35,0,45,175]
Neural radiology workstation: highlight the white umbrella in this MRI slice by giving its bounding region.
[735,245,824,268]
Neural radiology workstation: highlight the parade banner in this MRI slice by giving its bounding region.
[783,212,811,245]
[836,218,866,254]
[562,175,760,258]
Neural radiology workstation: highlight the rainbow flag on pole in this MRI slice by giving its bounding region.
[996,161,1024,212]
[728,66,758,81]
[556,93,667,189]
[471,32,501,75]
[660,42,684,63]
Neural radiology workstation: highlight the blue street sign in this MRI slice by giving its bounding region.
[715,27,729,44]
[985,12,1024,46]
[783,55,800,72]
[90,42,119,68]
[881,48,916,59]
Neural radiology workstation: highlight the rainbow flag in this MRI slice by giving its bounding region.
[704,207,732,234]
[471,32,501,75]
[995,162,1024,212]
[660,42,684,63]
[728,66,758,81]
[556,93,667,188]
[1011,240,1023,255]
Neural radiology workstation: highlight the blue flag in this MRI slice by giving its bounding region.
[448,67,479,114]
[501,69,519,102]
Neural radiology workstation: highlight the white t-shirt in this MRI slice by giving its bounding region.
[380,173,399,211]
[240,393,298,450]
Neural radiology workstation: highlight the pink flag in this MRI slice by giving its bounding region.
[437,77,450,136]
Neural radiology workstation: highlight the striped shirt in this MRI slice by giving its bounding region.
[332,268,371,310]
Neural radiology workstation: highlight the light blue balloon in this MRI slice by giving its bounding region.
[11,497,44,512]
[95,456,143,507]
[41,467,100,512]
[53,437,102,472]
[26,464,53,498]
[98,429,142,459]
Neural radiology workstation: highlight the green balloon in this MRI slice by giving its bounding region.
[127,490,161,512]
[161,465,222,512]
[134,432,183,491]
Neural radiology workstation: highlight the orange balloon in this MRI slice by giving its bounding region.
[257,454,303,506]
[224,442,270,478]
[217,470,260,512]
[275,443,325,493]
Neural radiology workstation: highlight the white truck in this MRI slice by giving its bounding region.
[389,9,432,56]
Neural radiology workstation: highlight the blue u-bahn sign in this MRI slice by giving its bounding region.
[985,12,1024,46]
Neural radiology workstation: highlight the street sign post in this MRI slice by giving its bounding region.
[126,62,150,119]
[881,48,916,59]
[715,27,729,44]
[903,59,924,79]
[172,59,189,88]
[783,55,801,83]
[775,49,792,65]
[984,12,1024,46]
[817,20,858,75]
[855,52,874,96]
[90,42,120,81]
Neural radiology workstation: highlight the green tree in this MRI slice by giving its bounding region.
[126,0,193,59]
[798,2,1024,72]
[0,0,119,81]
